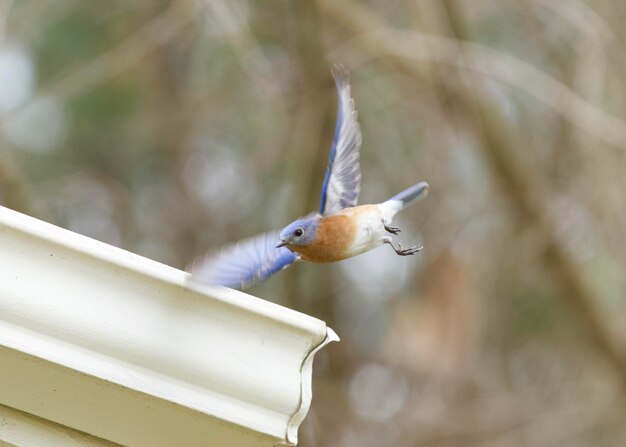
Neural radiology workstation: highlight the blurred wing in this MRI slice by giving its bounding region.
[319,67,362,216]
[190,232,299,290]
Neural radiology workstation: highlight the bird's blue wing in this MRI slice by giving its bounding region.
[190,232,299,290]
[319,68,362,216]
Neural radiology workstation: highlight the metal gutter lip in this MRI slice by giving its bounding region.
[0,205,338,446]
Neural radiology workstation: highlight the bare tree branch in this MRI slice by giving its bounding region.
[329,29,626,151]
[10,0,193,113]
[318,0,626,395]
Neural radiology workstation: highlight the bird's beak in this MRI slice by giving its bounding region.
[276,239,288,248]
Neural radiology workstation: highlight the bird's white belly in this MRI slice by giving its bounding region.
[345,206,386,257]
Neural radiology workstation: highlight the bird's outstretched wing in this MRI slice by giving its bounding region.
[190,232,299,290]
[319,67,362,216]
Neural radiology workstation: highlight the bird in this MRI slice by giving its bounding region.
[190,68,429,290]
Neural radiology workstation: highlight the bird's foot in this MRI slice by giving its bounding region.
[395,242,422,256]
[383,238,422,256]
[384,223,401,235]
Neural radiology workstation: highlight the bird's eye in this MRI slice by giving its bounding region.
[294,228,304,237]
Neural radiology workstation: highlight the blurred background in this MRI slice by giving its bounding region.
[2,0,626,445]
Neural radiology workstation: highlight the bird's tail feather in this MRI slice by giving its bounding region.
[388,181,429,207]
[380,181,429,220]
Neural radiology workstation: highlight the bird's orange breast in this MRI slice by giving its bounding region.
[289,213,357,263]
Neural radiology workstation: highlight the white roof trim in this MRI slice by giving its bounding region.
[0,206,338,447]
[0,403,121,447]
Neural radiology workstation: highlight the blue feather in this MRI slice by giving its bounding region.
[319,75,344,215]
[318,67,362,216]
[387,181,429,207]
[190,232,299,290]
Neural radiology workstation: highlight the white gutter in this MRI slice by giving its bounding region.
[0,206,338,447]
[0,403,121,447]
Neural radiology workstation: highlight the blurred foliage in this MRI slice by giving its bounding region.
[2,0,626,446]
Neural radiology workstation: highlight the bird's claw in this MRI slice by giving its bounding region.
[395,241,422,256]
[384,223,402,235]
[383,238,422,256]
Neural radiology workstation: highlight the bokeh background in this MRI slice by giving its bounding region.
[2,0,626,446]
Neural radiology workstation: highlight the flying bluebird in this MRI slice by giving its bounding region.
[191,68,429,290]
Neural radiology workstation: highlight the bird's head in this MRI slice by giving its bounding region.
[277,216,320,248]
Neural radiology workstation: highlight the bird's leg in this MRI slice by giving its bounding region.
[382,236,422,256]
[383,220,401,235]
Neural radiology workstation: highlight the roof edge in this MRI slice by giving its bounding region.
[0,206,338,447]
